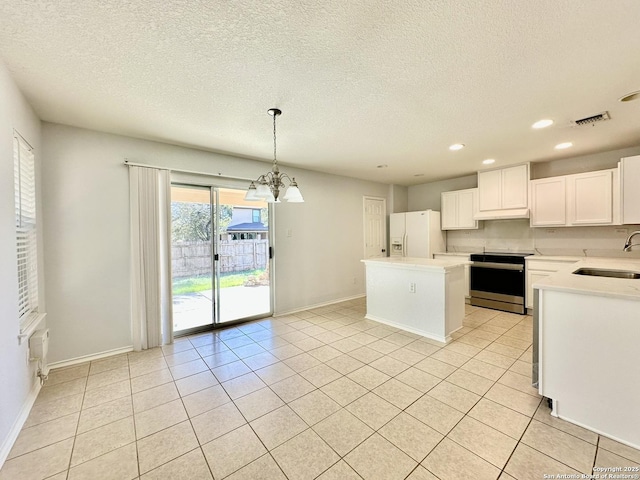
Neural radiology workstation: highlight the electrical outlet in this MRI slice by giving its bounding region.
[353,277,357,285]
[409,283,416,293]
[546,229,556,234]
[615,228,628,235]
[286,228,293,237]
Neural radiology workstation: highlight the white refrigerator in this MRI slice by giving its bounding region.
[389,210,446,258]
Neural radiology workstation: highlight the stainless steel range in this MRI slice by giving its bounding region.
[469,252,532,314]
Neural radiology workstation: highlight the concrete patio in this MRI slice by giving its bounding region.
[173,285,271,331]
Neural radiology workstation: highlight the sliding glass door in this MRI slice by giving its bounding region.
[171,185,272,334]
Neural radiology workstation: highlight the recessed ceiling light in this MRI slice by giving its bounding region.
[414,173,424,177]
[555,142,573,150]
[449,144,465,151]
[376,164,388,168]
[532,119,553,129]
[482,159,495,165]
[619,90,640,102]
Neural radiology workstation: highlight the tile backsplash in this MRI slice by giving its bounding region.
[447,220,640,258]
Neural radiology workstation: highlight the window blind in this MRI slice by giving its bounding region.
[14,135,39,323]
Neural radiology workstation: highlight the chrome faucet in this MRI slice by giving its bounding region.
[623,231,640,251]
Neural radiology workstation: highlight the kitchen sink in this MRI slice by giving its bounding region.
[572,268,640,279]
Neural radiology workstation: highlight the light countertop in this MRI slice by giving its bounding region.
[362,257,468,271]
[533,257,640,300]
[526,255,582,262]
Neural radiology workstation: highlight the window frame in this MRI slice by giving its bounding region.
[14,133,40,333]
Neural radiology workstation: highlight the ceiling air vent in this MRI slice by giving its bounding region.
[574,111,610,126]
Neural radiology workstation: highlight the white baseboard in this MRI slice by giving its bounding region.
[364,313,454,344]
[0,380,41,469]
[49,346,133,370]
[275,294,365,317]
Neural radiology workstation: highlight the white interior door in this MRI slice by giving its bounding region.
[363,197,387,258]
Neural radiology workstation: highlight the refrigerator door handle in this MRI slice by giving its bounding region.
[403,234,408,257]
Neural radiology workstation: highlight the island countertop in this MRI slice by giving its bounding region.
[533,257,640,300]
[361,257,469,272]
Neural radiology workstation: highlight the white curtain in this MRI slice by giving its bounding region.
[129,166,173,350]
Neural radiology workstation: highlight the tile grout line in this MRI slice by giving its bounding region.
[8,304,637,480]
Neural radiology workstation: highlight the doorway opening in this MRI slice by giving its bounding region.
[170,185,272,335]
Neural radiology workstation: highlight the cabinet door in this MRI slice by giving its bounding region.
[502,164,529,209]
[457,189,478,228]
[622,155,640,224]
[527,271,550,309]
[530,177,566,226]
[441,192,458,230]
[478,169,502,211]
[570,170,612,225]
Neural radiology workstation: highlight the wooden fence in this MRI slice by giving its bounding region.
[172,240,268,278]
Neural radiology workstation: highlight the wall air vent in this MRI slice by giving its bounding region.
[574,111,610,126]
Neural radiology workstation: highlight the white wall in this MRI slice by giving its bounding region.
[531,146,640,179]
[41,123,390,363]
[0,62,43,462]
[388,184,408,213]
[446,219,640,258]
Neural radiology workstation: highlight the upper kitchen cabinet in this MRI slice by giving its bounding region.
[569,170,613,225]
[530,177,566,226]
[441,188,479,230]
[475,164,530,220]
[530,167,620,227]
[621,154,640,224]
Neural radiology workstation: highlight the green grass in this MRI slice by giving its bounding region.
[173,270,266,294]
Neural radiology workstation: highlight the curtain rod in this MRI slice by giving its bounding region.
[123,159,253,182]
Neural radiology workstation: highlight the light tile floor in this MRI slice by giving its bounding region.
[2,300,639,480]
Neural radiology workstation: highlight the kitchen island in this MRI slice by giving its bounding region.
[534,257,640,449]
[361,257,467,343]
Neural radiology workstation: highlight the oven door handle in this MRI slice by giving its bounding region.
[471,261,524,272]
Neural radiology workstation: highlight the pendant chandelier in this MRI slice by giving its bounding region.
[244,108,304,203]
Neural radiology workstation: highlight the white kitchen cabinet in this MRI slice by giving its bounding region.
[530,177,566,226]
[433,253,471,300]
[478,169,503,211]
[476,164,529,219]
[502,164,529,209]
[621,154,640,224]
[441,189,479,230]
[535,258,640,449]
[530,168,619,227]
[525,257,579,310]
[568,170,613,225]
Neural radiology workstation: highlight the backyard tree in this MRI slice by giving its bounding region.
[171,202,234,242]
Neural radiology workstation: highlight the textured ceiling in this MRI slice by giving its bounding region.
[1,0,640,185]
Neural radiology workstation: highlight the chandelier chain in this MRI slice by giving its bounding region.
[273,113,277,165]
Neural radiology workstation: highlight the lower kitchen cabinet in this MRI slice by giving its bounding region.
[525,257,580,310]
[433,253,471,300]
